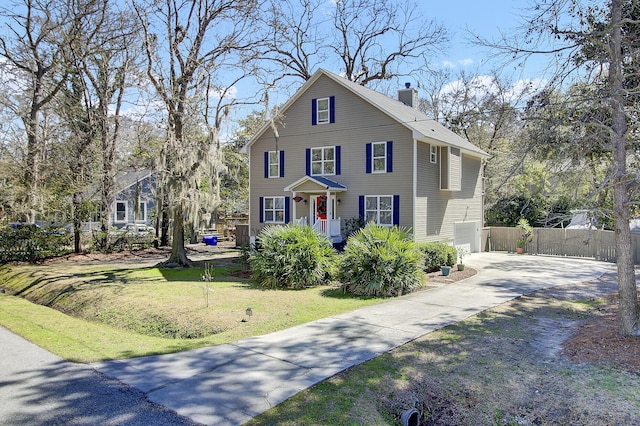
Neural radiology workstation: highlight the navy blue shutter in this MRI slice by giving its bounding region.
[259,197,264,223]
[386,141,393,173]
[279,150,285,177]
[359,196,365,220]
[311,99,317,125]
[264,152,269,178]
[365,143,372,173]
[335,145,341,175]
[306,149,311,175]
[285,197,290,223]
[329,96,335,123]
[393,195,400,226]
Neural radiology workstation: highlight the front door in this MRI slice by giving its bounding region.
[316,195,327,220]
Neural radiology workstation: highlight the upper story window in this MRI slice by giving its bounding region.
[372,142,386,172]
[264,150,284,178]
[312,96,335,125]
[430,145,438,163]
[366,141,393,174]
[311,146,335,175]
[317,98,329,124]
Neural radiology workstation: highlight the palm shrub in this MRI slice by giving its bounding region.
[339,223,424,297]
[249,224,337,289]
[416,242,457,272]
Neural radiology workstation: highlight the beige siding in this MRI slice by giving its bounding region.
[415,142,483,243]
[249,74,415,235]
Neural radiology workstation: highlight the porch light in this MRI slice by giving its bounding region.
[337,199,341,204]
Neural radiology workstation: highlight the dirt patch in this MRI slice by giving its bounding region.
[563,294,640,375]
[534,270,640,375]
[424,267,477,284]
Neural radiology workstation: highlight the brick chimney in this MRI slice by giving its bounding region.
[398,82,418,109]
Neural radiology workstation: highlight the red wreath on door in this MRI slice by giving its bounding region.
[316,196,327,220]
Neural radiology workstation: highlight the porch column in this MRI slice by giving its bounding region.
[292,191,297,224]
[325,189,331,237]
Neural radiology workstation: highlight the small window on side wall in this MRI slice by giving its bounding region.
[430,145,437,163]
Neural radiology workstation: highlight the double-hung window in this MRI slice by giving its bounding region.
[135,200,147,222]
[263,196,285,223]
[366,141,392,173]
[312,96,335,125]
[359,195,400,226]
[365,195,393,226]
[264,150,284,178]
[311,146,335,175]
[316,98,329,124]
[115,201,127,223]
[430,145,438,163]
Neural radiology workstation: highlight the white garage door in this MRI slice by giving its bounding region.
[454,221,480,253]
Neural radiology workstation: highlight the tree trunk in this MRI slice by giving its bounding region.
[163,206,190,266]
[72,192,83,254]
[609,0,640,336]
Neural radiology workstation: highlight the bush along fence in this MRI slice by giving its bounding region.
[483,226,640,263]
[0,227,73,264]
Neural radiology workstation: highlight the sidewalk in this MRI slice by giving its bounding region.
[93,252,615,425]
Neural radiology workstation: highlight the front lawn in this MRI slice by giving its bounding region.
[0,261,385,363]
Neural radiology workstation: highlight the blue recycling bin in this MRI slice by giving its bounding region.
[203,235,218,246]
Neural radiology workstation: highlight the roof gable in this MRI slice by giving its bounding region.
[244,69,489,158]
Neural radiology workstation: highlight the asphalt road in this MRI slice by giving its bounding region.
[0,326,200,426]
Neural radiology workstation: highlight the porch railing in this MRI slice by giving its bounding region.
[311,218,341,237]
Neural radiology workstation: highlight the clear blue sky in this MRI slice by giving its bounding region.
[422,0,547,79]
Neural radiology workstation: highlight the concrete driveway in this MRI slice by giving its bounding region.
[88,252,615,425]
[0,252,617,425]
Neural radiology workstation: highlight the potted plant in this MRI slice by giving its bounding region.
[516,218,533,254]
[440,265,451,276]
[456,247,468,271]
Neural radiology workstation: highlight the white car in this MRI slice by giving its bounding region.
[118,224,156,235]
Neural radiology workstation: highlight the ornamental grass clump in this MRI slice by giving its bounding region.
[249,224,338,289]
[339,223,424,297]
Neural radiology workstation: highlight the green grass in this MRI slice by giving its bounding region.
[247,296,640,425]
[0,262,386,363]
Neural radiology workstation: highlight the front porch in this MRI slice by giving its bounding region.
[285,175,347,243]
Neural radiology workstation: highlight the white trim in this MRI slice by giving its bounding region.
[267,150,280,178]
[316,97,330,124]
[413,138,417,239]
[430,144,438,163]
[371,141,387,173]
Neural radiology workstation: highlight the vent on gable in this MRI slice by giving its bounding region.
[398,83,418,109]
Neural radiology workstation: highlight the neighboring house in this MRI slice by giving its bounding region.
[105,170,156,229]
[243,69,489,252]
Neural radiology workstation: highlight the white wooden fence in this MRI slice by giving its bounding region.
[483,227,640,264]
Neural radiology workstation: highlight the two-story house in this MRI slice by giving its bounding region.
[243,69,489,252]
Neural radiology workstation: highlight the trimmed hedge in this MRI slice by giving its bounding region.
[416,242,456,272]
